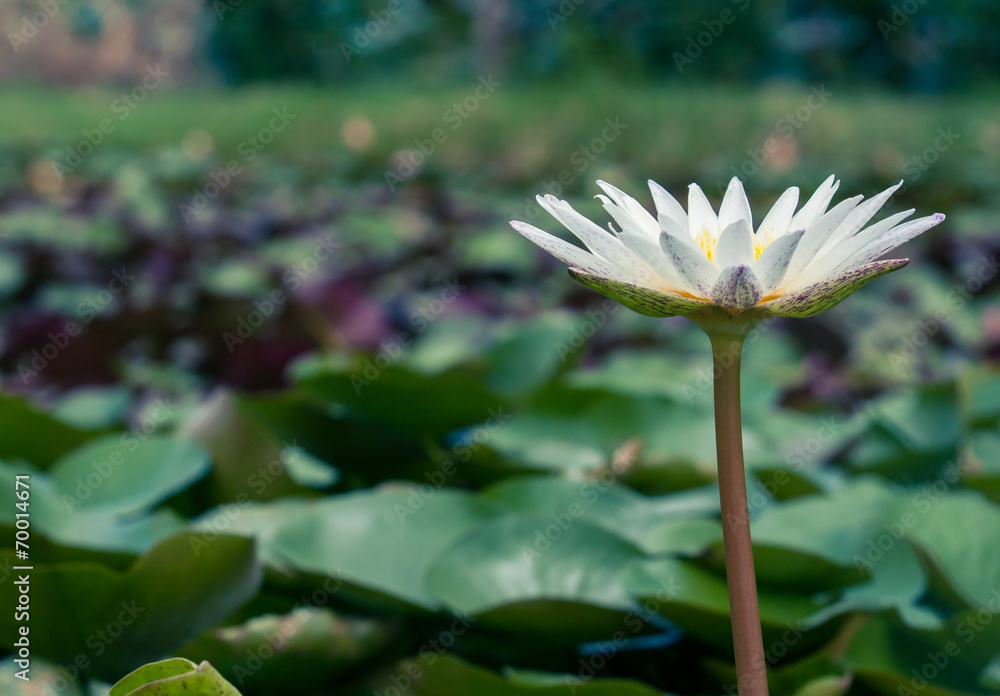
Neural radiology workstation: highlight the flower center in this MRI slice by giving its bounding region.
[694,226,771,263]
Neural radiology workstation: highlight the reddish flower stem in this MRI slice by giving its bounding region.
[708,327,769,696]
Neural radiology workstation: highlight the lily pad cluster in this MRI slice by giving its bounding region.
[0,116,999,696]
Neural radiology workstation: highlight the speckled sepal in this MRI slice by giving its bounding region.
[711,265,763,310]
[568,269,708,318]
[762,259,909,318]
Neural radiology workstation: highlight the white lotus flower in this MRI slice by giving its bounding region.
[510,176,945,318]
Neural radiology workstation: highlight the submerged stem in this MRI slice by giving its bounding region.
[696,312,769,696]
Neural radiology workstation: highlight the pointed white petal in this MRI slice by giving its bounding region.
[820,181,902,254]
[714,219,755,269]
[648,180,688,230]
[660,231,719,298]
[757,186,799,240]
[616,227,686,290]
[803,209,916,282]
[510,221,639,283]
[835,213,946,273]
[711,264,763,310]
[537,195,657,282]
[753,229,805,294]
[762,259,909,318]
[687,183,719,240]
[596,195,645,237]
[788,175,838,233]
[781,195,863,291]
[719,177,753,232]
[596,180,660,240]
[569,269,708,318]
[658,209,691,240]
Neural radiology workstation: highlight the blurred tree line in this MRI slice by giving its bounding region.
[5,0,997,89]
[200,0,999,90]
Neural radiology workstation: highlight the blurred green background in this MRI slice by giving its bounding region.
[0,1,999,695]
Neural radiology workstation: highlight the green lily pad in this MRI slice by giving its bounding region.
[425,513,646,641]
[0,533,260,680]
[268,487,500,611]
[49,434,210,515]
[905,491,1000,611]
[480,477,659,549]
[110,658,242,696]
[0,395,90,468]
[627,558,829,654]
[178,608,394,694]
[381,652,667,696]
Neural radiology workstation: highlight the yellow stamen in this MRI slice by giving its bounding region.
[695,227,717,262]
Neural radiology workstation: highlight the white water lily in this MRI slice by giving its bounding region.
[510,176,945,318]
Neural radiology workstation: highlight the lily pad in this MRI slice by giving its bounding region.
[425,513,647,641]
[268,487,500,611]
[0,533,261,680]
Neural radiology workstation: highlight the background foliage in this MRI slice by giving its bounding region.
[1,1,999,695]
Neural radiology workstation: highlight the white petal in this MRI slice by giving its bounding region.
[805,209,916,281]
[510,221,639,283]
[596,195,646,237]
[835,213,946,272]
[687,183,719,240]
[537,195,657,283]
[596,180,660,240]
[616,227,686,290]
[820,181,902,255]
[714,219,755,269]
[789,175,838,233]
[757,186,799,240]
[648,180,688,231]
[781,196,863,291]
[660,231,719,298]
[753,229,805,295]
[658,209,690,240]
[719,177,753,232]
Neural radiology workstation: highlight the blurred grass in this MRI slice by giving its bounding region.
[3,78,998,200]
